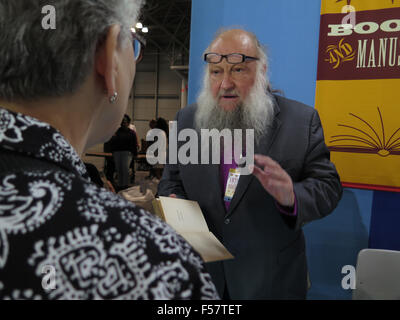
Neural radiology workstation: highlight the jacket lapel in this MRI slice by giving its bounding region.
[190,134,226,215]
[225,97,282,218]
[204,163,226,214]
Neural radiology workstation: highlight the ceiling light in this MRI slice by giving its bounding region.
[142,27,149,33]
[131,27,136,33]
[135,22,143,29]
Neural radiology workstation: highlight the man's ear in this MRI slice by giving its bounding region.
[95,25,121,97]
[262,63,267,74]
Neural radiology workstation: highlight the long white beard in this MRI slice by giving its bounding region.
[195,67,275,145]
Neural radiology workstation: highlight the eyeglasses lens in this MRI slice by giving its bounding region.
[133,39,141,61]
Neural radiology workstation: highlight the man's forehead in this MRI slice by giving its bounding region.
[209,32,257,56]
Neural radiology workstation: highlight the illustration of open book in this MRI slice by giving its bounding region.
[328,107,400,157]
[152,196,234,262]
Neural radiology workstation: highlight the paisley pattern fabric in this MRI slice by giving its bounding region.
[0,107,219,300]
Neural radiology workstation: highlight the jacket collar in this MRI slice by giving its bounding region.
[0,107,88,179]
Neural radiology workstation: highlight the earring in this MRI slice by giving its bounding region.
[109,92,118,104]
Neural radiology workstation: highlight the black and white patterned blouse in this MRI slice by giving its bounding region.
[0,107,219,300]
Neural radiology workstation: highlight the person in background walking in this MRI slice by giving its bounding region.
[110,114,138,191]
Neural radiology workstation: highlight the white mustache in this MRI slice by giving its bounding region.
[218,91,239,98]
[195,63,274,146]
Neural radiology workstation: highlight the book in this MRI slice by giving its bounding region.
[152,196,234,262]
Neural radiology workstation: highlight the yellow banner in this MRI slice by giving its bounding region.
[322,0,399,14]
[316,0,400,191]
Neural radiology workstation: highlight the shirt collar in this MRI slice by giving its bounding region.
[0,107,89,179]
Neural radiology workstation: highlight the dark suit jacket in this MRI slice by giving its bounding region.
[158,94,343,299]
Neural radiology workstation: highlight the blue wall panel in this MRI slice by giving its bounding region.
[369,191,400,251]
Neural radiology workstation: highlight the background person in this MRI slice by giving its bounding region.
[128,117,141,152]
[158,28,343,299]
[151,117,169,179]
[103,137,116,187]
[141,119,157,177]
[110,114,137,190]
[127,115,140,183]
[0,0,219,300]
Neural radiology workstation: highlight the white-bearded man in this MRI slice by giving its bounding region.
[158,28,343,299]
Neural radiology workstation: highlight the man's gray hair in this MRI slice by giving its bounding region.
[0,0,144,101]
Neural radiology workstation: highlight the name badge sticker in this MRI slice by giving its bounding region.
[224,168,241,202]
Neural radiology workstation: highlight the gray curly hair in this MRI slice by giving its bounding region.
[0,0,144,101]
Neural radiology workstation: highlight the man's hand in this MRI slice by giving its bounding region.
[169,194,178,198]
[251,154,295,207]
[105,180,116,193]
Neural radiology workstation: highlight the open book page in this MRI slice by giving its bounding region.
[152,198,165,221]
[158,196,209,233]
[180,232,234,263]
[153,197,234,262]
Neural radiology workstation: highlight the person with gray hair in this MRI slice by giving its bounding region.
[158,28,343,299]
[0,0,219,300]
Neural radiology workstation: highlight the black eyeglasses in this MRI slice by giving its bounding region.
[131,32,145,63]
[204,53,259,64]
